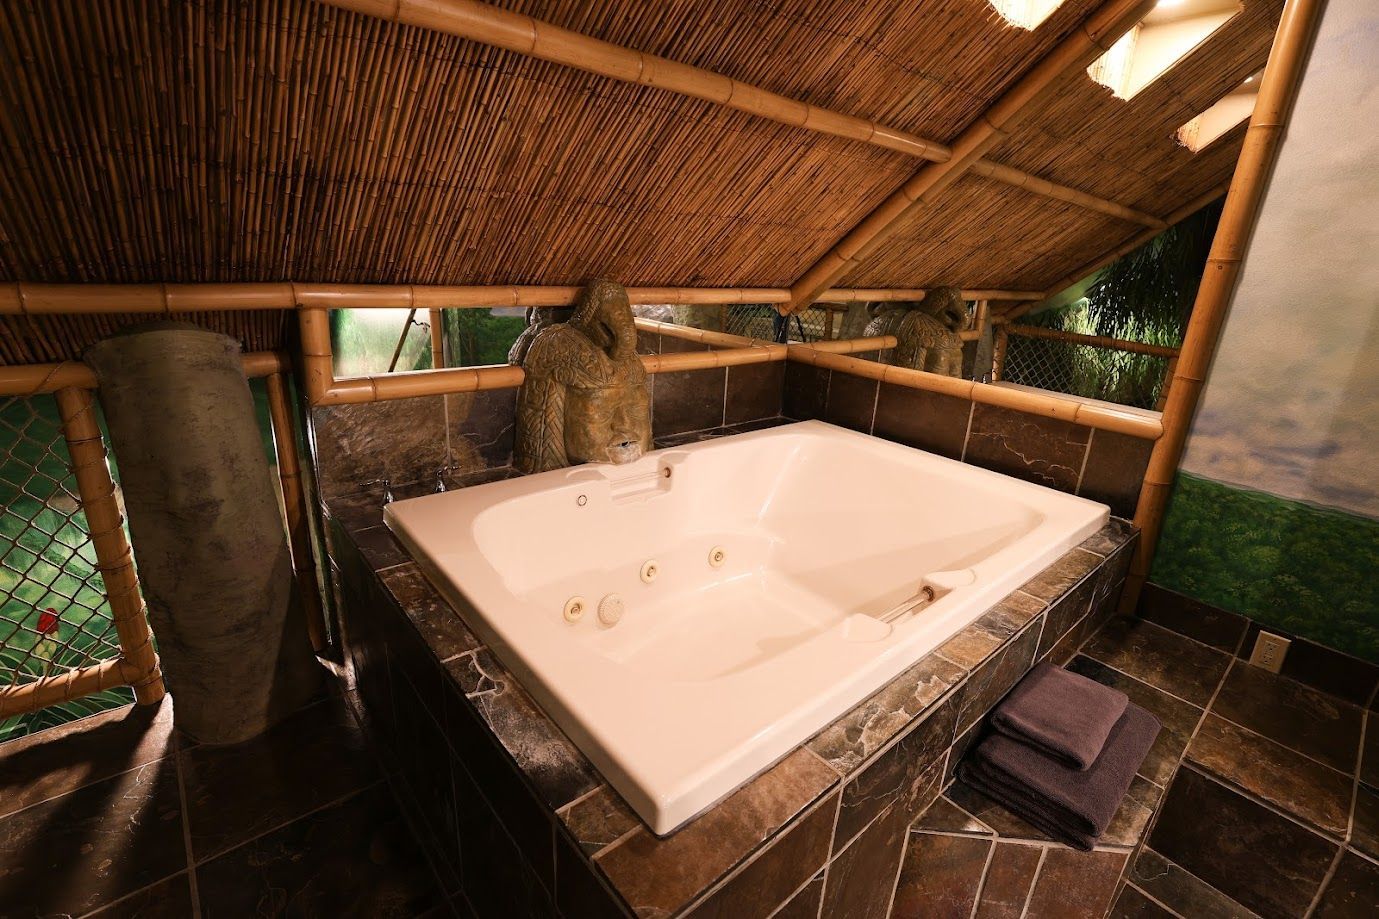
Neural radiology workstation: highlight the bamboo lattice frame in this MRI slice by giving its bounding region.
[0,351,327,716]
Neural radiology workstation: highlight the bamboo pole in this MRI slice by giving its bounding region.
[967,160,1165,228]
[1002,183,1231,324]
[428,308,445,369]
[54,387,165,705]
[785,0,1159,313]
[1154,356,1178,412]
[265,372,327,653]
[0,658,139,718]
[386,307,419,373]
[1005,324,1180,358]
[0,282,1042,315]
[1121,0,1324,613]
[992,327,1010,382]
[805,336,897,354]
[787,345,1162,440]
[300,310,786,405]
[0,352,286,396]
[316,0,1168,229]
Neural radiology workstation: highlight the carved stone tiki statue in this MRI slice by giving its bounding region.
[862,286,968,376]
[511,279,653,473]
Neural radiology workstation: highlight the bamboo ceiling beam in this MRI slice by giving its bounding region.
[0,283,1043,316]
[318,0,1167,230]
[999,182,1232,324]
[1121,0,1324,613]
[784,0,1160,315]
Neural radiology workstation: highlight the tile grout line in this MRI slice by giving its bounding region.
[959,401,975,462]
[1302,845,1348,918]
[172,731,202,919]
[1074,428,1094,494]
[1016,846,1047,919]
[965,835,999,919]
[1124,880,1188,919]
[193,780,379,869]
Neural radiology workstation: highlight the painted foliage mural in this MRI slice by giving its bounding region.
[1153,0,1379,661]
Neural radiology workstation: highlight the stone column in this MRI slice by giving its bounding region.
[86,323,320,744]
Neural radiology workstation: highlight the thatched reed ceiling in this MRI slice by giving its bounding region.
[0,0,1282,359]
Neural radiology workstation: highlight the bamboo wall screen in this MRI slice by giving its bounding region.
[0,396,131,739]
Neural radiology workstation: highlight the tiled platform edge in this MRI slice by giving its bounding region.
[326,469,1137,919]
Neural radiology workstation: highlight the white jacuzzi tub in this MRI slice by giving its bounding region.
[384,420,1108,834]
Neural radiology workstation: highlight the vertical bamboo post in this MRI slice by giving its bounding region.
[1154,355,1178,411]
[1121,0,1325,613]
[54,387,165,704]
[265,372,327,653]
[719,305,728,332]
[825,307,837,341]
[991,326,1009,382]
[387,307,419,373]
[428,308,446,369]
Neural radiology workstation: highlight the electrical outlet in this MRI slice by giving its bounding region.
[1249,631,1291,674]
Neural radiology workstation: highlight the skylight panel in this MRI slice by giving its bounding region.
[1177,70,1261,151]
[987,0,1068,30]
[1088,0,1243,100]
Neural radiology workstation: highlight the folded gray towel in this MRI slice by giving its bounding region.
[990,662,1129,769]
[958,702,1160,851]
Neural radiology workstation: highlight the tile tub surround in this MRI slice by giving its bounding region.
[783,362,1153,519]
[309,329,783,500]
[325,466,1138,917]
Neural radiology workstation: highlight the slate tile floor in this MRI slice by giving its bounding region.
[0,689,444,918]
[1081,612,1373,910]
[896,611,1379,918]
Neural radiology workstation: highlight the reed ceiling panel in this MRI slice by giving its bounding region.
[839,174,1141,291]
[0,0,1107,293]
[981,0,1282,208]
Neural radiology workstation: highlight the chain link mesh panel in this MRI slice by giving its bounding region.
[1,395,130,741]
[722,305,837,342]
[1000,334,1169,410]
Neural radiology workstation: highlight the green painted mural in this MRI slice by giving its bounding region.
[1155,473,1379,662]
[1151,0,1379,664]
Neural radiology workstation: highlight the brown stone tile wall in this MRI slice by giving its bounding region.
[782,363,1153,518]
[310,331,783,499]
[326,482,1140,918]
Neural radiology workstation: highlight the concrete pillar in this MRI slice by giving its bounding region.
[86,323,320,744]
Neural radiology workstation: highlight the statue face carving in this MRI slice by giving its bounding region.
[511,279,655,473]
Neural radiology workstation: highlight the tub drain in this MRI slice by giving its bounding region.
[708,546,727,568]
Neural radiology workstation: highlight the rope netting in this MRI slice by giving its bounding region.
[1001,334,1170,410]
[0,395,129,740]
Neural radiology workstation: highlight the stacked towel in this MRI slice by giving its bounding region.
[991,663,1128,768]
[958,664,1160,851]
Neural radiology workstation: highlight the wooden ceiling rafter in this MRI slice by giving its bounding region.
[784,0,1162,314]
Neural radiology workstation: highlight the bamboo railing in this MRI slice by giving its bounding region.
[0,283,1039,316]
[786,345,1163,440]
[1120,0,1325,612]
[0,351,327,716]
[317,0,1167,230]
[1004,325,1180,359]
